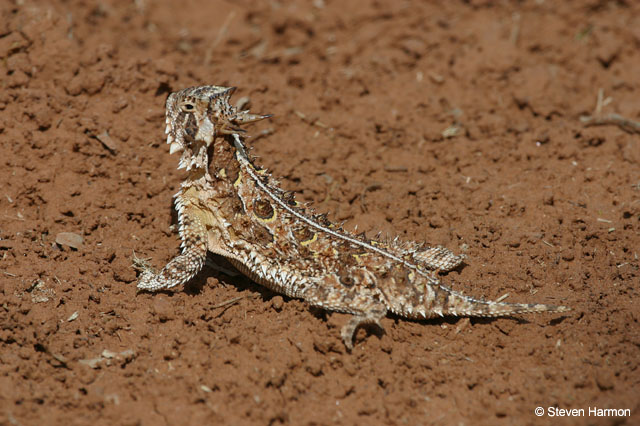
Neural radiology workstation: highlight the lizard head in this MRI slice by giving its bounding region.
[165,85,270,171]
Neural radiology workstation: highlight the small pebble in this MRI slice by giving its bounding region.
[96,131,119,153]
[271,295,284,311]
[55,232,83,250]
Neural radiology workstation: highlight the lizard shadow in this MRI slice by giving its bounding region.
[393,313,570,328]
[183,254,278,304]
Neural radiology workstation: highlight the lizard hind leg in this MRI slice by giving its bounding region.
[302,282,388,350]
[341,306,387,351]
[135,211,208,292]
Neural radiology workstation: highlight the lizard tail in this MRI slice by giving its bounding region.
[410,283,569,319]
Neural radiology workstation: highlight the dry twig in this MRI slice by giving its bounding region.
[580,88,640,134]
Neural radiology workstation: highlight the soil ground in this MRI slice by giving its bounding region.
[1,0,639,425]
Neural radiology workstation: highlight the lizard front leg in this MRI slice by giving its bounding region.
[135,209,208,291]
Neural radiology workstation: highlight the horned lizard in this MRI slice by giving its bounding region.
[135,85,569,349]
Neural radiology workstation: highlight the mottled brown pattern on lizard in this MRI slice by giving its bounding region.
[135,85,569,349]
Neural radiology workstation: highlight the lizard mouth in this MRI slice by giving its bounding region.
[166,118,184,155]
[166,114,219,156]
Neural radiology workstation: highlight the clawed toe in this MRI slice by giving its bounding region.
[340,314,385,350]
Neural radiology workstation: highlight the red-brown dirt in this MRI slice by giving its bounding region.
[1,1,639,425]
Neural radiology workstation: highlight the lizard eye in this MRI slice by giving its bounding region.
[181,103,195,112]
